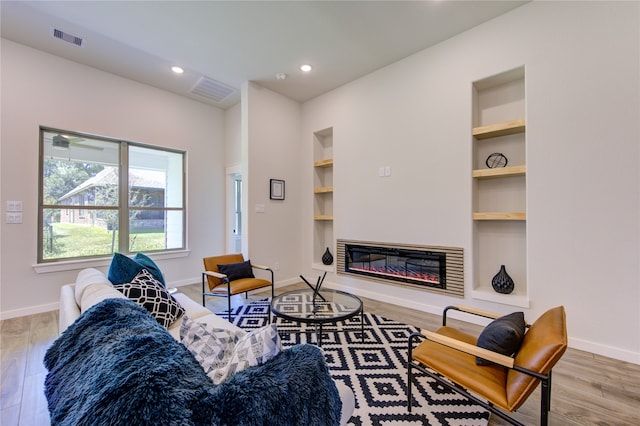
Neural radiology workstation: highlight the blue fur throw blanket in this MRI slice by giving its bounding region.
[209,344,342,426]
[44,298,341,426]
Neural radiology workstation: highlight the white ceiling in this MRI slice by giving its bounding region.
[1,1,528,109]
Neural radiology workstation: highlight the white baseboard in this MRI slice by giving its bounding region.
[168,277,200,288]
[0,302,59,320]
[275,277,301,288]
[568,337,640,365]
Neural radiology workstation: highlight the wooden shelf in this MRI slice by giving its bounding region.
[473,119,525,140]
[473,212,526,221]
[314,186,333,194]
[314,215,333,221]
[473,165,526,179]
[314,158,333,168]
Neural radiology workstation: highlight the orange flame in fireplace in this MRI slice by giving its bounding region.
[349,265,440,285]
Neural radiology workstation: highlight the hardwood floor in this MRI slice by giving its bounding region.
[2,282,639,425]
[1,310,56,425]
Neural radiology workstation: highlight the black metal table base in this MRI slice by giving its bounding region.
[315,307,365,347]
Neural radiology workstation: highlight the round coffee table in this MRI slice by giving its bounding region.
[270,288,364,346]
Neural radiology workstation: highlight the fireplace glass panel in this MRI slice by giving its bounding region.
[345,244,446,289]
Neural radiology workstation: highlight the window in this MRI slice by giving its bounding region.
[39,127,186,262]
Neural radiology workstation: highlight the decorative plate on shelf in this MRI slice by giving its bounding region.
[486,152,508,168]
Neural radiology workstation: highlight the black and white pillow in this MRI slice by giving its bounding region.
[180,316,245,384]
[114,269,184,328]
[180,316,281,384]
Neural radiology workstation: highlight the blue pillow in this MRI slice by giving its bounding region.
[134,253,165,286]
[108,252,166,287]
[217,260,255,281]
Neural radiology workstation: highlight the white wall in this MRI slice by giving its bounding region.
[225,103,242,167]
[244,83,302,286]
[224,104,243,253]
[301,1,639,363]
[0,40,227,318]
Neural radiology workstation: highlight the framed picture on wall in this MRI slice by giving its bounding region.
[270,179,285,200]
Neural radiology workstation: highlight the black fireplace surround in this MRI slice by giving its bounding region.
[345,244,446,289]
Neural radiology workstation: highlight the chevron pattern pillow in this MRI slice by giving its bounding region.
[180,317,281,384]
[114,269,184,328]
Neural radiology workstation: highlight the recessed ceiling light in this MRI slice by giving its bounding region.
[300,64,313,72]
[171,66,184,74]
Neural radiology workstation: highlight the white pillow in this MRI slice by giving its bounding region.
[180,316,281,384]
[74,268,112,306]
[80,282,127,314]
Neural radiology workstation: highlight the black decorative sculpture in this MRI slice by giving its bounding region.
[491,265,514,294]
[322,247,334,265]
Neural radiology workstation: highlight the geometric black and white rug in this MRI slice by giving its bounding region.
[217,299,490,426]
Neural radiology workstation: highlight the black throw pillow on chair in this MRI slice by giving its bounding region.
[476,311,526,366]
[218,260,255,281]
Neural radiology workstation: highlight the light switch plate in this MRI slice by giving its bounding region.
[6,200,23,212]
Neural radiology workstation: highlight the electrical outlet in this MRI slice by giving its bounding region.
[274,262,280,271]
[6,212,23,224]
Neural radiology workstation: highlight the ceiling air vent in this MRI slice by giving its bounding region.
[52,28,83,47]
[190,77,235,103]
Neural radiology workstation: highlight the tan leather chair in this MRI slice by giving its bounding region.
[408,305,567,426]
[202,254,274,321]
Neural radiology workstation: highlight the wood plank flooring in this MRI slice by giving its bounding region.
[1,282,638,425]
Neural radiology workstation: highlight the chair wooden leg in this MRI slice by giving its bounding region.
[227,296,231,322]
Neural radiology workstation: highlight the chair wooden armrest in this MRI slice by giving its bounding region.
[420,329,514,368]
[203,270,227,280]
[443,305,531,327]
[449,305,503,319]
[251,263,271,270]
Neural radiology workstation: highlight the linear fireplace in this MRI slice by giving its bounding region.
[337,240,464,297]
[346,244,446,289]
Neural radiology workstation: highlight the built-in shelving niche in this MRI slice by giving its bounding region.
[313,127,334,272]
[472,67,529,308]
